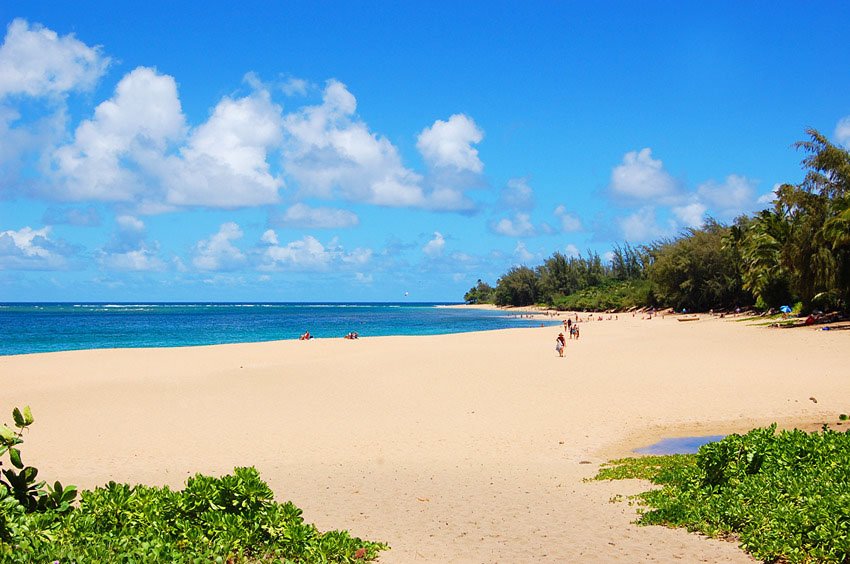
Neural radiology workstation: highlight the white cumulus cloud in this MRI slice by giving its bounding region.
[492,212,535,237]
[696,174,756,219]
[619,207,664,242]
[499,177,534,210]
[51,66,187,201]
[283,79,425,208]
[671,202,707,228]
[0,226,70,270]
[259,231,372,271]
[192,222,246,271]
[275,203,359,229]
[0,19,109,98]
[164,87,284,207]
[554,205,582,232]
[52,67,284,209]
[100,248,165,272]
[513,242,535,264]
[416,113,484,173]
[98,214,165,271]
[423,231,446,257]
[610,148,678,200]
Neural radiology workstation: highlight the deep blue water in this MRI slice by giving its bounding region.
[634,435,726,455]
[0,302,553,356]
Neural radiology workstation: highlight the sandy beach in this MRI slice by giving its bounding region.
[2,313,848,562]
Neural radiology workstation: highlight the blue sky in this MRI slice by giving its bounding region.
[2,1,849,302]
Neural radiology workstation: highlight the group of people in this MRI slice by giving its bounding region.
[562,318,580,339]
[555,318,580,357]
[299,331,360,340]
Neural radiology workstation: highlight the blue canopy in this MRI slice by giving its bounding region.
[779,305,792,313]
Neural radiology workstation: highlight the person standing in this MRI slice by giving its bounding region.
[555,332,566,357]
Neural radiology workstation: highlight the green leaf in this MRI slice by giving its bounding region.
[0,424,15,443]
[22,406,34,426]
[9,448,23,469]
[12,407,25,427]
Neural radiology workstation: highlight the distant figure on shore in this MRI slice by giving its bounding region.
[344,331,359,339]
[555,333,566,357]
[300,331,312,340]
[567,318,573,332]
[574,325,580,339]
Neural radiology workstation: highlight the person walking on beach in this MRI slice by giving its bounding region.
[555,332,566,357]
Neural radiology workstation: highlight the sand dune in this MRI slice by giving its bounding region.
[2,314,847,562]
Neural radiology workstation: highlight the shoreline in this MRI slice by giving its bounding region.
[3,315,848,562]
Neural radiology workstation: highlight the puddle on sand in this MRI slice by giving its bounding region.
[635,435,726,455]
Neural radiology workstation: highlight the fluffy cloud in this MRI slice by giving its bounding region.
[0,19,109,98]
[554,205,582,232]
[98,215,165,271]
[259,231,372,271]
[100,248,165,271]
[163,88,284,207]
[499,177,534,210]
[281,77,309,96]
[52,66,284,209]
[354,272,373,284]
[492,212,535,237]
[757,183,781,205]
[274,203,359,229]
[514,242,535,264]
[619,206,664,242]
[836,116,850,148]
[695,174,756,219]
[52,67,187,201]
[423,231,446,257]
[283,80,425,208]
[610,148,678,200]
[0,226,70,270]
[564,243,580,258]
[193,222,246,271]
[671,202,707,228]
[416,114,483,173]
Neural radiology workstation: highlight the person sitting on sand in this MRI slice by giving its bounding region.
[555,333,566,357]
[344,331,359,339]
[300,331,312,340]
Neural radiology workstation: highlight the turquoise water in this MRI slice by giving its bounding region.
[635,435,726,455]
[0,302,553,356]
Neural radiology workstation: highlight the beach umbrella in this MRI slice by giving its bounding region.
[779,305,792,314]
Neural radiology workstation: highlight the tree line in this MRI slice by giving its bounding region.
[465,130,850,314]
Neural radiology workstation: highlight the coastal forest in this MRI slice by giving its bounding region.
[466,130,850,314]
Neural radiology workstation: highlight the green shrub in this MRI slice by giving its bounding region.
[0,407,388,562]
[596,425,850,563]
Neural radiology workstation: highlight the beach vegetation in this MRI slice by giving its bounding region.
[0,407,387,562]
[464,279,495,304]
[473,129,850,315]
[493,265,540,306]
[596,425,850,563]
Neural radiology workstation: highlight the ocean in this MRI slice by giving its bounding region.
[0,302,553,356]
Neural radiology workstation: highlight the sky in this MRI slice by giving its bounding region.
[1,1,850,302]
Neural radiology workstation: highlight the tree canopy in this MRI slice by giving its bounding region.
[466,129,850,314]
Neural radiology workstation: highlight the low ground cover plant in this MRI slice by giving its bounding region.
[596,425,850,563]
[0,407,387,562]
